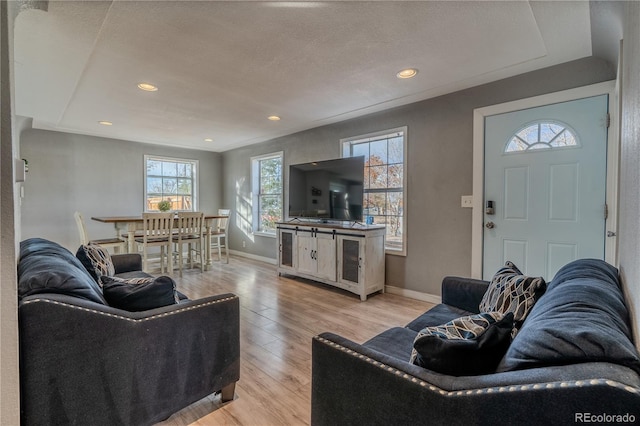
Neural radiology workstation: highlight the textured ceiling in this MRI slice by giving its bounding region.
[14,1,595,152]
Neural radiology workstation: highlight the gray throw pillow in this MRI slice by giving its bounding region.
[497,259,640,374]
[101,275,179,311]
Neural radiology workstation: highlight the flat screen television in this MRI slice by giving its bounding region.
[288,156,365,222]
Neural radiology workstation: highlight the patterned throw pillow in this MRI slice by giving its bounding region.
[479,261,546,334]
[102,276,155,285]
[410,312,514,376]
[76,244,115,286]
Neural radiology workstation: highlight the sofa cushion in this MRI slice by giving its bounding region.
[498,258,640,374]
[102,275,179,311]
[18,238,107,305]
[479,261,546,333]
[363,327,419,360]
[410,312,514,376]
[76,244,115,285]
[405,304,475,332]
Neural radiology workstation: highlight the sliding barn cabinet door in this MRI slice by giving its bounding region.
[315,233,337,281]
[297,230,337,281]
[337,230,386,301]
[337,235,363,286]
[278,228,297,273]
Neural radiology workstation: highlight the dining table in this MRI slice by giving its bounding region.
[91,214,228,270]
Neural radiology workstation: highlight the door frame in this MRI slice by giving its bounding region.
[471,80,618,279]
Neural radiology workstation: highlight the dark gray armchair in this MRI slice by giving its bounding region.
[18,238,240,426]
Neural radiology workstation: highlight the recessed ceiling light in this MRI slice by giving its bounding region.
[137,82,158,92]
[396,68,418,79]
[204,138,213,142]
[268,115,281,121]
[98,121,113,126]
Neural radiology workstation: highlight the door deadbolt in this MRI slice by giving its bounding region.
[485,201,495,215]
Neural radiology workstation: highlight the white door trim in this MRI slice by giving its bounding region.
[471,80,618,279]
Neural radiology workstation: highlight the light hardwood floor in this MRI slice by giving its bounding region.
[157,256,434,426]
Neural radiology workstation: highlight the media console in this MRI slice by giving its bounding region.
[276,222,386,301]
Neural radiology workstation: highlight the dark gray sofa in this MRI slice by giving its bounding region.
[312,259,640,425]
[18,238,240,426]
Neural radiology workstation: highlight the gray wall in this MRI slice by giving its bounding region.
[20,129,223,252]
[1,0,20,424]
[618,2,640,349]
[222,56,615,296]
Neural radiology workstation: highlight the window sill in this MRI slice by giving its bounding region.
[385,248,406,257]
[254,231,277,239]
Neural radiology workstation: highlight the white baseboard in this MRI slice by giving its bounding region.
[385,285,442,304]
[228,249,277,265]
[225,253,440,302]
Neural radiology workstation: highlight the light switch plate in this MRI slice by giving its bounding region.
[461,195,473,208]
[15,158,26,182]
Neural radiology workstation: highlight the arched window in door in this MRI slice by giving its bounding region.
[505,121,579,153]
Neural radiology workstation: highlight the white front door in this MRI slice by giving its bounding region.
[483,95,608,280]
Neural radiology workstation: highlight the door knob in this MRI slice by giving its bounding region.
[485,221,495,229]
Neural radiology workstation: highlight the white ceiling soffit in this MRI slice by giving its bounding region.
[14,1,592,153]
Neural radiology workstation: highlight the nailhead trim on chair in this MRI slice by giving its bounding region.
[22,295,238,322]
[314,336,640,396]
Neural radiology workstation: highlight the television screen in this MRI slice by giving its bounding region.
[288,156,365,222]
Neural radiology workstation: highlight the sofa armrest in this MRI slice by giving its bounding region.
[312,332,640,426]
[111,253,142,274]
[19,292,240,425]
[441,276,489,313]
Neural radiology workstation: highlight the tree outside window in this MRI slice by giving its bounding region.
[342,128,406,254]
[252,152,283,234]
[144,155,197,212]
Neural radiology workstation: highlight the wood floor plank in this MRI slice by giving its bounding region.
[156,257,434,425]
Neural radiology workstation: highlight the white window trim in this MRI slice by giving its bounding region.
[251,151,284,237]
[143,154,199,212]
[340,126,408,256]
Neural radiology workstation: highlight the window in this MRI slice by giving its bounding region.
[251,152,283,235]
[505,121,579,153]
[342,127,407,254]
[144,155,198,212]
